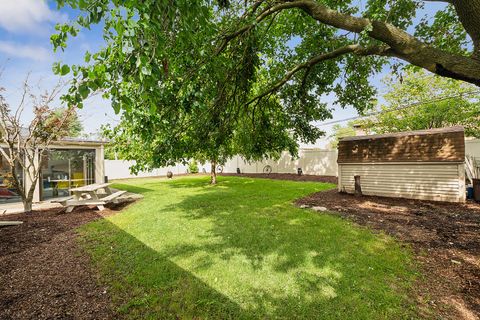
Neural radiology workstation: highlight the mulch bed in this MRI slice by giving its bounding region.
[220,173,338,184]
[0,205,125,320]
[297,189,480,320]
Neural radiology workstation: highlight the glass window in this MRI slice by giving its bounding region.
[41,149,95,200]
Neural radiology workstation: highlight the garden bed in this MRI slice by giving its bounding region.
[0,206,125,319]
[297,189,480,319]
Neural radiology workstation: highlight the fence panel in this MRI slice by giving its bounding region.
[105,149,339,180]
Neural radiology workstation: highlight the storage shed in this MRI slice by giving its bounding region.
[337,126,466,203]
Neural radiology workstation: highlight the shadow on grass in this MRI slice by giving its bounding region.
[79,218,249,319]
[81,177,416,319]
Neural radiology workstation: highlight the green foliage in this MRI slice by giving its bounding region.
[188,161,199,174]
[50,0,474,169]
[51,108,83,137]
[360,70,480,137]
[415,4,469,55]
[328,122,358,149]
[80,176,417,319]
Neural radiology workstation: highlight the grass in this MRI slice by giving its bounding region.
[78,176,417,319]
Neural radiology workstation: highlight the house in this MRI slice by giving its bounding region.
[0,138,106,205]
[337,126,466,203]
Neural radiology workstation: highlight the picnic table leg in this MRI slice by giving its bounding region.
[65,206,74,213]
[73,191,81,201]
[97,205,105,211]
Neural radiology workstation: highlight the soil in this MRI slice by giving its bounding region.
[0,204,127,320]
[297,189,480,320]
[220,173,338,184]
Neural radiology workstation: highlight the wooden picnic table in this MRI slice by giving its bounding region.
[54,183,126,213]
[70,182,113,200]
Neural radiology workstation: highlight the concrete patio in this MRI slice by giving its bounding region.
[0,189,143,215]
[1,201,63,215]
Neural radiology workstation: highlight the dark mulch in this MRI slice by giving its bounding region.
[0,206,123,320]
[297,189,480,320]
[220,173,338,184]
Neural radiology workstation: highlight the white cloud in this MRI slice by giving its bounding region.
[0,41,51,61]
[0,0,67,33]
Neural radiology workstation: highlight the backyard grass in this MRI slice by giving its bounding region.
[79,176,417,319]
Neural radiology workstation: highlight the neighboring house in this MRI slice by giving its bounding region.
[0,138,106,204]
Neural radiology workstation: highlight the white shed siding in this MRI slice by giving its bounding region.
[338,162,465,202]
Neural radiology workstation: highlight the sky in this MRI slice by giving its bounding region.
[0,0,447,146]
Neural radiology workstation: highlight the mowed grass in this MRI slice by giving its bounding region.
[78,176,417,319]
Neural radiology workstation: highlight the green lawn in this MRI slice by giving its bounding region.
[79,176,417,319]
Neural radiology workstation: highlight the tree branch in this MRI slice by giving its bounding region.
[219,0,480,86]
[423,0,453,3]
[246,44,389,105]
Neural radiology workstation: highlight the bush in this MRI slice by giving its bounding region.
[188,161,199,174]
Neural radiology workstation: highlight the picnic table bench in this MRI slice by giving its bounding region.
[53,183,126,213]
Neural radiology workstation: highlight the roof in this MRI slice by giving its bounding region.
[337,126,465,163]
[339,126,465,142]
[53,137,108,147]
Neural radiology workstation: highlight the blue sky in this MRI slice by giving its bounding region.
[0,0,446,146]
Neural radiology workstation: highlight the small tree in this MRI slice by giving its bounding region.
[328,122,358,149]
[52,107,83,137]
[0,78,78,212]
[188,161,199,174]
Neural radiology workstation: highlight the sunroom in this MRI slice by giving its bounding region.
[0,138,105,205]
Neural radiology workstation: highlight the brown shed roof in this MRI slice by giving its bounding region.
[337,126,465,163]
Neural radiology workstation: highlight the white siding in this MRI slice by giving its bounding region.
[338,162,465,203]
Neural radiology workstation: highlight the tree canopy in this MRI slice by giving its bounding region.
[52,108,83,137]
[51,0,480,169]
[328,121,358,149]
[360,69,480,137]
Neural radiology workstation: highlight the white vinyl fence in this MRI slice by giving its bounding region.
[223,149,338,176]
[104,139,480,180]
[105,149,338,180]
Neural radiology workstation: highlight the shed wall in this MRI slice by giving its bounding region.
[338,162,465,203]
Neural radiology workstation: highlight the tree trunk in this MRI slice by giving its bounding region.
[23,178,38,214]
[232,0,480,86]
[23,198,33,213]
[452,0,480,59]
[210,160,217,185]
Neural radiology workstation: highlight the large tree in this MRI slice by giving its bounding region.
[361,69,480,136]
[102,68,306,184]
[51,1,480,168]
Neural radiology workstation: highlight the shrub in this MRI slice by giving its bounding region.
[188,161,199,174]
